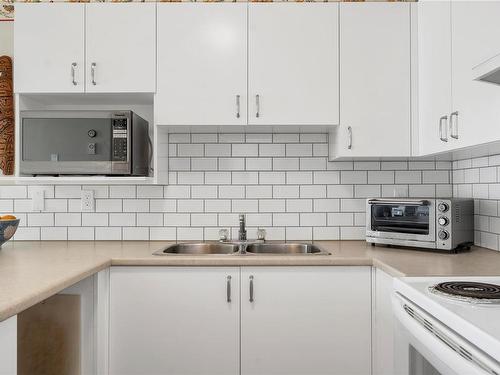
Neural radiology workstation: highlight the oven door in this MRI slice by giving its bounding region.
[392,293,500,375]
[366,199,436,244]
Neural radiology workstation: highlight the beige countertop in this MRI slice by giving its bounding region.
[1,240,500,322]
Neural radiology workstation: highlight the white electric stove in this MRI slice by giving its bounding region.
[393,276,500,375]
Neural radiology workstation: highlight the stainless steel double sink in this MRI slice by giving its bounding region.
[153,242,330,256]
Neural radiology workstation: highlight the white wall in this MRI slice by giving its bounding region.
[0,21,13,57]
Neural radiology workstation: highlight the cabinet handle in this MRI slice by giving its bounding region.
[249,275,254,302]
[91,62,97,86]
[450,111,459,139]
[439,115,448,142]
[347,126,352,150]
[71,62,77,86]
[236,95,240,119]
[255,95,260,118]
[226,275,232,303]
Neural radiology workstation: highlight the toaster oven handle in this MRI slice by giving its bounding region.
[368,199,431,206]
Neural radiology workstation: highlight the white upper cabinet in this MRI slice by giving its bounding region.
[14,3,85,93]
[330,2,411,159]
[241,267,371,375]
[417,1,453,155]
[156,3,247,126]
[451,1,500,149]
[85,3,156,93]
[248,3,339,126]
[14,3,155,94]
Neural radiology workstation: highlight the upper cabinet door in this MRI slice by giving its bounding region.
[417,1,452,155]
[248,3,339,126]
[332,3,411,158]
[85,3,156,93]
[156,3,247,126]
[451,1,500,149]
[14,3,85,93]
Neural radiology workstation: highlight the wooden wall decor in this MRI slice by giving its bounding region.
[0,56,14,176]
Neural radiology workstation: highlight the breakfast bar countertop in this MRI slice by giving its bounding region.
[1,240,500,321]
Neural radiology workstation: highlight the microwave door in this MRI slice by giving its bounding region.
[21,118,113,175]
[366,200,436,243]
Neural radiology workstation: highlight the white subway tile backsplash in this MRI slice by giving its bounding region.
[232,144,258,157]
[137,185,163,198]
[192,186,217,199]
[246,158,272,171]
[68,227,94,241]
[219,186,245,199]
[164,185,190,199]
[109,186,136,199]
[219,158,245,171]
[287,172,312,185]
[341,171,367,184]
[95,227,122,241]
[7,133,457,243]
[177,200,204,213]
[260,172,286,185]
[13,227,40,241]
[273,158,299,171]
[123,199,148,213]
[41,227,67,240]
[480,167,497,183]
[55,213,81,227]
[82,213,108,227]
[123,227,149,241]
[150,227,176,240]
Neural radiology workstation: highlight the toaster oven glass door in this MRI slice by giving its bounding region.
[366,200,436,243]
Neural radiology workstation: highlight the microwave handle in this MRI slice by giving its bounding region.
[368,199,431,206]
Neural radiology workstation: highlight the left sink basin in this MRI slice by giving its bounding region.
[153,243,239,255]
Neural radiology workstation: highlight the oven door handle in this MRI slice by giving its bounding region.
[368,199,431,206]
[392,293,500,375]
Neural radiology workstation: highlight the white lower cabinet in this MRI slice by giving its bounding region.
[109,267,240,375]
[372,268,395,375]
[0,316,16,375]
[109,266,372,375]
[241,266,372,375]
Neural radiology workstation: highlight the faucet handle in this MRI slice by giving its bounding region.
[219,228,229,242]
[256,228,266,242]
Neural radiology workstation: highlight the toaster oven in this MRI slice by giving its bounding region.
[366,198,474,251]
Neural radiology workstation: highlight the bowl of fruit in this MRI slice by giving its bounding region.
[0,215,19,247]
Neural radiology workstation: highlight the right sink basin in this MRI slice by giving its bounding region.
[245,243,330,255]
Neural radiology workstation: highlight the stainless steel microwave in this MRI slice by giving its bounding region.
[366,198,474,251]
[20,110,150,176]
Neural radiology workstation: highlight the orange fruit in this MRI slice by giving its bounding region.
[0,215,16,220]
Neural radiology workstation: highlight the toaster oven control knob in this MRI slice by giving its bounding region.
[438,216,449,226]
[88,129,97,138]
[438,230,449,240]
[438,202,449,213]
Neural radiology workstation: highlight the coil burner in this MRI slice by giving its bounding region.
[429,281,500,304]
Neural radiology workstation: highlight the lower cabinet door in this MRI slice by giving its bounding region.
[109,267,240,375]
[241,266,372,375]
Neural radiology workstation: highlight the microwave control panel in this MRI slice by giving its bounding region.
[112,118,128,162]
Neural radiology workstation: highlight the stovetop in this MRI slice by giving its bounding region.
[394,276,500,361]
[430,281,500,304]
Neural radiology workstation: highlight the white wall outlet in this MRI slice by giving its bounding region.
[31,188,45,211]
[81,190,95,212]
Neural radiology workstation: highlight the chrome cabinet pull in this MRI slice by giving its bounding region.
[439,115,448,142]
[236,95,240,119]
[347,126,352,150]
[249,275,254,302]
[255,95,260,118]
[71,62,77,86]
[226,275,232,303]
[91,62,97,86]
[450,111,459,139]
